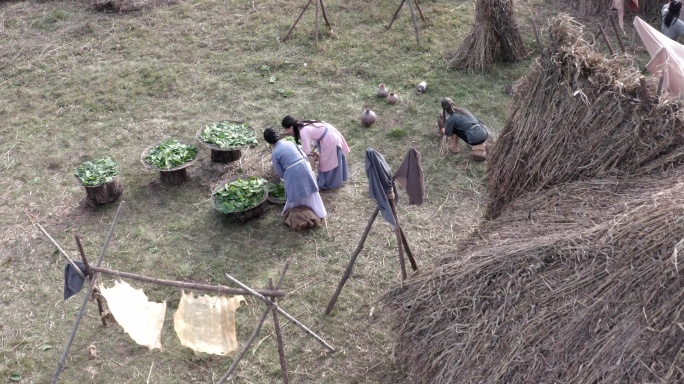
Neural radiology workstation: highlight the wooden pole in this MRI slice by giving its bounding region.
[283,0,313,42]
[319,0,331,27]
[325,207,380,315]
[269,278,290,384]
[387,190,407,280]
[36,223,85,279]
[657,70,665,97]
[413,0,427,22]
[598,24,615,56]
[399,226,418,271]
[224,273,336,352]
[406,0,421,45]
[387,0,406,29]
[531,18,542,51]
[88,265,286,298]
[608,14,626,54]
[74,235,107,326]
[640,76,651,105]
[216,261,290,384]
[315,0,320,43]
[51,201,125,384]
[631,27,636,51]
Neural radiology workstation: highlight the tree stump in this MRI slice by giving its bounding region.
[83,178,124,205]
[159,169,189,185]
[210,149,242,163]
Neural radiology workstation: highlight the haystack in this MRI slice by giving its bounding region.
[383,15,684,384]
[447,0,527,72]
[486,15,684,220]
[384,170,684,383]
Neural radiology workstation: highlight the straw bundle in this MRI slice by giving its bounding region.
[447,0,527,72]
[384,170,684,383]
[486,15,684,220]
[383,15,684,384]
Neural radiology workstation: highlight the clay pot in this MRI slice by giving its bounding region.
[377,83,389,98]
[387,92,398,105]
[360,107,377,127]
[416,81,427,94]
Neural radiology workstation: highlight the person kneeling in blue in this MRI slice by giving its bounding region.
[264,128,327,229]
[437,97,489,161]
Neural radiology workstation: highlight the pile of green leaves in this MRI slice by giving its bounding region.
[213,177,268,213]
[144,140,198,169]
[268,180,286,200]
[199,122,258,149]
[74,157,120,186]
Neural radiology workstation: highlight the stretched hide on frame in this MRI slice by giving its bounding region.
[173,292,245,355]
[99,281,166,350]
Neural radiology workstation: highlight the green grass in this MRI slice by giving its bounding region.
[0,0,580,382]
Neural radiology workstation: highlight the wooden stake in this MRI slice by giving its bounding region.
[216,261,290,384]
[631,27,636,51]
[269,278,289,384]
[74,235,107,326]
[283,0,313,42]
[224,273,336,352]
[598,24,615,56]
[325,207,380,315]
[531,18,542,51]
[282,0,331,43]
[608,14,626,54]
[315,0,319,44]
[51,201,125,384]
[657,69,665,97]
[399,226,418,271]
[387,190,407,280]
[35,223,85,279]
[406,0,421,46]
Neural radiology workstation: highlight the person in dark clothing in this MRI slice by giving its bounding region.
[437,97,488,161]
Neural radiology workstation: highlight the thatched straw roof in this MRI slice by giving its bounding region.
[384,16,684,384]
[486,16,684,220]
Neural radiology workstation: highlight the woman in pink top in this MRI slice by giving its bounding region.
[282,115,350,190]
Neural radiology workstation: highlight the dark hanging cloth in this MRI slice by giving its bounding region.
[64,261,87,300]
[394,147,424,206]
[365,148,398,227]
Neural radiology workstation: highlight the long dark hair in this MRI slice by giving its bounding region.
[281,115,321,145]
[665,0,682,28]
[440,98,470,118]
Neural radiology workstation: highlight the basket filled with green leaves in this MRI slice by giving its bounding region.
[266,178,286,205]
[74,157,124,205]
[212,176,269,221]
[197,121,257,163]
[141,140,198,185]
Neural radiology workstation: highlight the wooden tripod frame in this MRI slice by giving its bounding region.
[325,189,419,315]
[387,0,427,45]
[283,0,331,43]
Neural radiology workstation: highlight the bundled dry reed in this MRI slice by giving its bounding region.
[486,15,684,220]
[383,15,684,384]
[447,0,527,72]
[384,170,684,384]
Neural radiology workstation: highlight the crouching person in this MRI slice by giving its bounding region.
[437,97,489,161]
[264,128,327,230]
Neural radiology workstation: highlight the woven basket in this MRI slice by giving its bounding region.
[196,121,257,151]
[140,141,198,172]
[266,177,286,205]
[211,175,269,221]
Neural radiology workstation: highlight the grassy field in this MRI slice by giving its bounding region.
[1,0,553,382]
